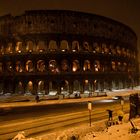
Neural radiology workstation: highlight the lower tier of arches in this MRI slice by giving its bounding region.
[0,77,138,97]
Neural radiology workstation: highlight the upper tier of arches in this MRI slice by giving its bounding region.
[0,40,136,59]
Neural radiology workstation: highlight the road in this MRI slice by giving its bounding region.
[0,99,130,140]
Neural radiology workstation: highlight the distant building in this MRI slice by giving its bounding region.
[0,10,139,97]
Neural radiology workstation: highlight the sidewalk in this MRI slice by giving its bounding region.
[0,89,140,109]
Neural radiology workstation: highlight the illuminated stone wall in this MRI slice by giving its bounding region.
[0,10,138,96]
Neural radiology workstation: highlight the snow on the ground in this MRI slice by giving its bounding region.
[32,118,140,140]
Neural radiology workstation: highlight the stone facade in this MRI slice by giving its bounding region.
[0,10,139,97]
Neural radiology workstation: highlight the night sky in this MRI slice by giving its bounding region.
[0,0,140,56]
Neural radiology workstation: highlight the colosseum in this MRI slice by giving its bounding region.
[0,10,139,99]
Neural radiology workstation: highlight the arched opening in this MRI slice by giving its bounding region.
[49,81,57,95]
[111,45,116,55]
[6,61,13,72]
[126,49,130,57]
[26,60,33,72]
[15,41,22,53]
[93,60,100,72]
[60,40,69,52]
[6,43,13,54]
[122,48,126,57]
[0,45,4,55]
[112,80,119,90]
[36,41,46,52]
[16,61,23,72]
[15,81,24,94]
[116,46,121,55]
[26,81,33,95]
[0,62,3,73]
[37,81,45,95]
[72,60,80,72]
[37,60,45,72]
[83,80,92,95]
[83,42,90,51]
[60,80,69,96]
[93,42,100,53]
[49,60,59,73]
[102,43,108,54]
[73,80,80,94]
[123,62,127,72]
[117,62,122,71]
[119,80,123,89]
[83,60,91,71]
[26,40,34,53]
[49,40,57,51]
[72,41,79,52]
[0,82,3,95]
[61,60,69,72]
[111,61,116,71]
[5,81,13,94]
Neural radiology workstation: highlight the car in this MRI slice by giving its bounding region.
[112,96,123,100]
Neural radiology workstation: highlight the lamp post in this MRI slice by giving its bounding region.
[121,98,124,111]
[88,101,92,127]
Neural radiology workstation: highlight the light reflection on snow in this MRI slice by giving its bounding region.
[94,99,114,103]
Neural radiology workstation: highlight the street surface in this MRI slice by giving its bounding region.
[0,98,129,139]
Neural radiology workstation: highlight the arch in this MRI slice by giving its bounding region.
[61,59,69,72]
[49,81,57,95]
[37,80,45,95]
[6,42,13,54]
[110,45,116,55]
[93,60,100,72]
[15,41,22,53]
[26,81,33,94]
[0,45,4,55]
[36,41,46,52]
[123,62,127,72]
[83,80,92,94]
[102,43,108,54]
[60,40,69,52]
[72,60,80,72]
[26,40,34,53]
[126,49,130,57]
[83,42,90,51]
[0,62,2,72]
[6,61,13,72]
[117,62,122,71]
[16,61,23,72]
[48,40,57,51]
[15,81,24,94]
[73,80,80,92]
[116,46,121,55]
[93,42,100,53]
[49,60,59,73]
[60,80,69,95]
[37,60,45,72]
[0,82,3,94]
[122,48,126,57]
[112,80,119,90]
[26,60,33,72]
[72,41,80,52]
[83,60,91,71]
[111,61,116,71]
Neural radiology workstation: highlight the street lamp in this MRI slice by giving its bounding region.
[88,101,92,127]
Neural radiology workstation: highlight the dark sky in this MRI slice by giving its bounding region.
[0,0,140,53]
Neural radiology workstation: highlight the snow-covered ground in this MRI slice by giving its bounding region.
[12,115,140,140]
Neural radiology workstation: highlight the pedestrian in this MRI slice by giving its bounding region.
[107,109,113,121]
[117,110,124,124]
[35,95,39,103]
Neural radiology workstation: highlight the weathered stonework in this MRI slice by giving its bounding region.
[0,10,138,96]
